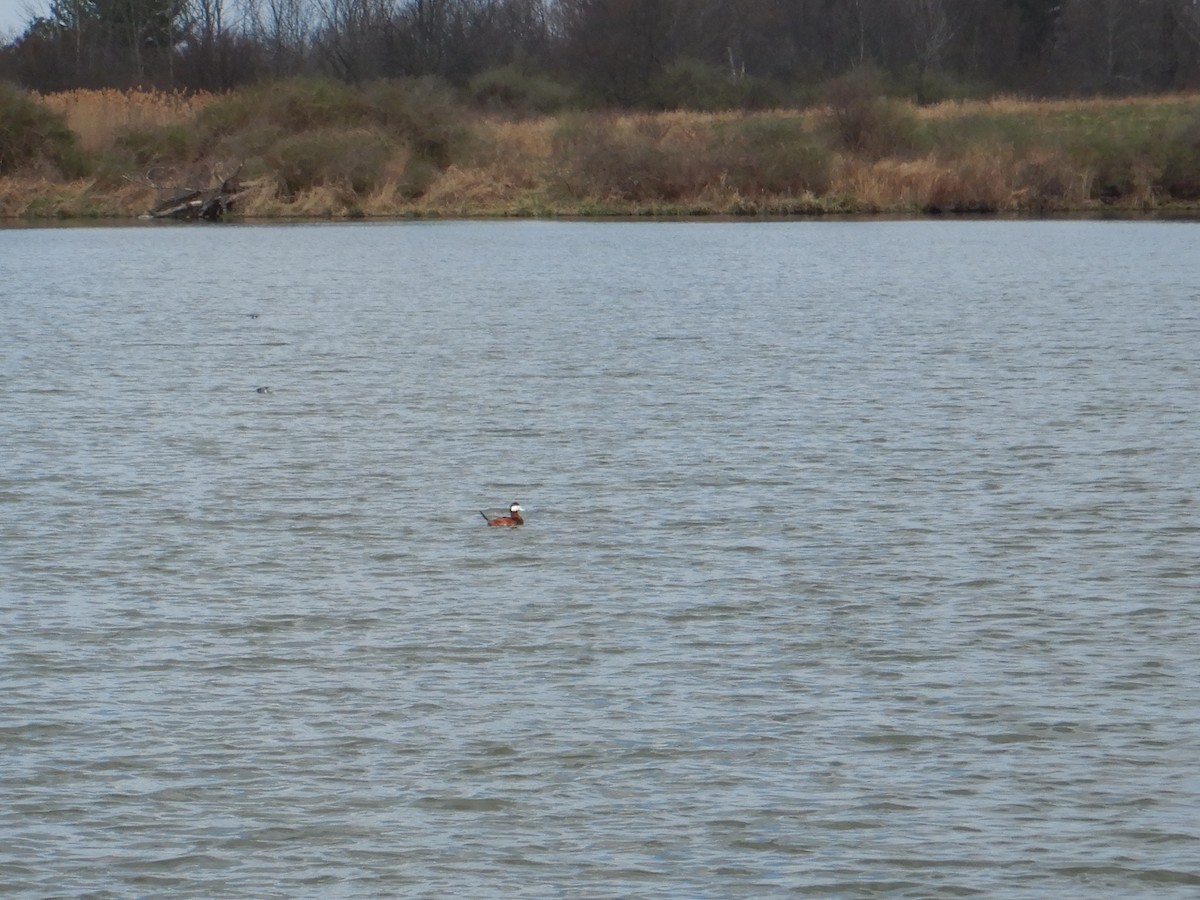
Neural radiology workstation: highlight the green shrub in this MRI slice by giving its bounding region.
[553,112,830,203]
[0,81,88,177]
[198,77,470,181]
[88,150,141,188]
[266,127,393,195]
[399,155,440,199]
[116,124,198,165]
[468,66,578,115]
[213,123,285,162]
[362,77,471,167]
[199,78,368,139]
[1156,113,1200,200]
[1069,130,1152,201]
[52,141,91,179]
[551,114,692,202]
[819,67,925,158]
[710,116,831,194]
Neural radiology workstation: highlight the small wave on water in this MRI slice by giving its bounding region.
[3,220,1200,897]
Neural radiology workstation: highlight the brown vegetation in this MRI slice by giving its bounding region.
[2,82,1200,220]
[37,89,215,153]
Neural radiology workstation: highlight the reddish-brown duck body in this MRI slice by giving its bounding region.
[482,502,524,527]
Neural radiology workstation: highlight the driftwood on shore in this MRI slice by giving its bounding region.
[132,166,245,221]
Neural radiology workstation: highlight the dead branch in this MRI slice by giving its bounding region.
[137,162,246,222]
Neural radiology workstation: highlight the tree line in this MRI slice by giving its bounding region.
[4,0,1200,103]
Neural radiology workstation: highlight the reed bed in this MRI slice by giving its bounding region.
[36,89,215,153]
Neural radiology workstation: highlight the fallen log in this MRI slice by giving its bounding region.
[132,166,245,221]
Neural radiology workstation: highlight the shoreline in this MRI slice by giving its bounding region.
[3,192,1199,224]
[6,211,1200,228]
[5,85,1200,223]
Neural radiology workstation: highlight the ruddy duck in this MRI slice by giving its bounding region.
[481,502,524,527]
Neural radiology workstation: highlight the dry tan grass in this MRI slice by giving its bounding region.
[918,91,1200,120]
[221,176,284,216]
[414,164,529,215]
[929,145,1016,210]
[36,89,213,152]
[0,175,153,217]
[377,146,413,184]
[1011,148,1085,206]
[476,116,557,160]
[832,146,1015,212]
[13,87,1200,218]
[358,180,409,216]
[285,184,354,217]
[0,176,51,217]
[833,156,943,210]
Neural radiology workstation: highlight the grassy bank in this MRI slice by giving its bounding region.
[3,79,1200,219]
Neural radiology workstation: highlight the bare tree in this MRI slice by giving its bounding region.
[179,0,224,85]
[913,0,952,87]
[1167,0,1200,46]
[247,0,310,75]
[311,0,393,79]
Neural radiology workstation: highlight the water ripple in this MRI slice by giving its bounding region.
[3,220,1200,897]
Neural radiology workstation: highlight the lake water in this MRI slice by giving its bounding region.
[2,219,1199,897]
